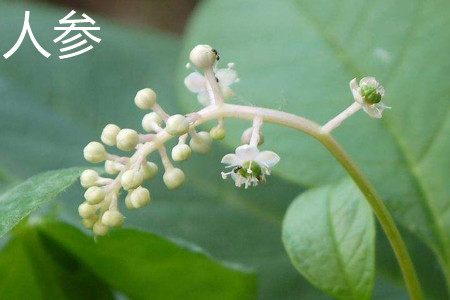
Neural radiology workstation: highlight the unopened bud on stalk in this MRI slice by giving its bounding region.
[84,186,105,204]
[84,142,107,163]
[135,88,157,110]
[102,210,124,227]
[141,162,158,180]
[142,112,163,132]
[101,124,120,146]
[171,144,192,161]
[189,44,218,68]
[116,129,139,151]
[105,160,123,175]
[93,221,109,236]
[163,168,185,189]
[130,186,151,208]
[121,170,144,190]
[166,114,190,136]
[78,202,97,218]
[190,132,213,154]
[210,126,226,140]
[80,169,99,188]
[82,216,97,229]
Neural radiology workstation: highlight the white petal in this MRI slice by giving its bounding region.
[255,151,280,168]
[349,78,363,104]
[359,77,379,88]
[377,85,385,97]
[216,68,238,87]
[235,145,259,162]
[184,72,206,93]
[221,154,240,166]
[362,104,383,118]
[197,91,211,106]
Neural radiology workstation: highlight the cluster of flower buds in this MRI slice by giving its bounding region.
[80,44,387,236]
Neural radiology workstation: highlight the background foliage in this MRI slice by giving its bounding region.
[0,0,449,299]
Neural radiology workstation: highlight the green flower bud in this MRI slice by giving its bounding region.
[163,168,185,190]
[190,132,213,155]
[361,86,382,104]
[84,186,105,204]
[210,126,226,140]
[165,114,190,136]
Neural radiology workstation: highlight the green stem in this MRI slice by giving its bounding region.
[195,104,424,300]
[319,134,424,300]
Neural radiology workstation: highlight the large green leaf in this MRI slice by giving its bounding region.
[38,221,257,300]
[283,179,375,299]
[0,224,113,299]
[0,167,84,238]
[177,0,450,285]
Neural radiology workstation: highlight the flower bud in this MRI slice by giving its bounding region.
[80,169,99,188]
[171,144,192,162]
[190,132,213,154]
[78,202,97,218]
[165,114,190,136]
[210,126,226,140]
[142,112,163,132]
[141,162,158,180]
[116,129,139,151]
[163,168,185,189]
[121,169,144,190]
[135,88,157,110]
[189,45,218,68]
[101,124,120,146]
[83,142,107,163]
[102,210,124,227]
[130,186,151,208]
[82,216,97,229]
[84,186,105,204]
[125,191,135,210]
[241,128,264,145]
[105,160,122,175]
[93,221,109,236]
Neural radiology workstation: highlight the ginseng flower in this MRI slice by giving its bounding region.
[221,144,280,188]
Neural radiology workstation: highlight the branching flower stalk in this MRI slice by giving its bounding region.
[80,45,423,300]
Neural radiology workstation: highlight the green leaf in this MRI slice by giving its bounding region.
[0,224,113,300]
[283,179,375,299]
[177,0,450,285]
[0,167,84,238]
[38,221,257,300]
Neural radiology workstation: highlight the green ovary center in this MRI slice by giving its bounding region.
[361,86,382,104]
[238,161,263,180]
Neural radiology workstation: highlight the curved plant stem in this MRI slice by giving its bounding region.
[194,104,424,300]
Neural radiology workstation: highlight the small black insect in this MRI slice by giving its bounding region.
[212,48,220,61]
[233,166,242,173]
[215,76,219,83]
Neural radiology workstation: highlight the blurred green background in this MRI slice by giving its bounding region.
[0,0,449,299]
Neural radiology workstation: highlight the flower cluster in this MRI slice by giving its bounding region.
[79,45,281,236]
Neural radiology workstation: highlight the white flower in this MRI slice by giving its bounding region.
[350,77,390,118]
[184,63,239,106]
[221,144,280,188]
